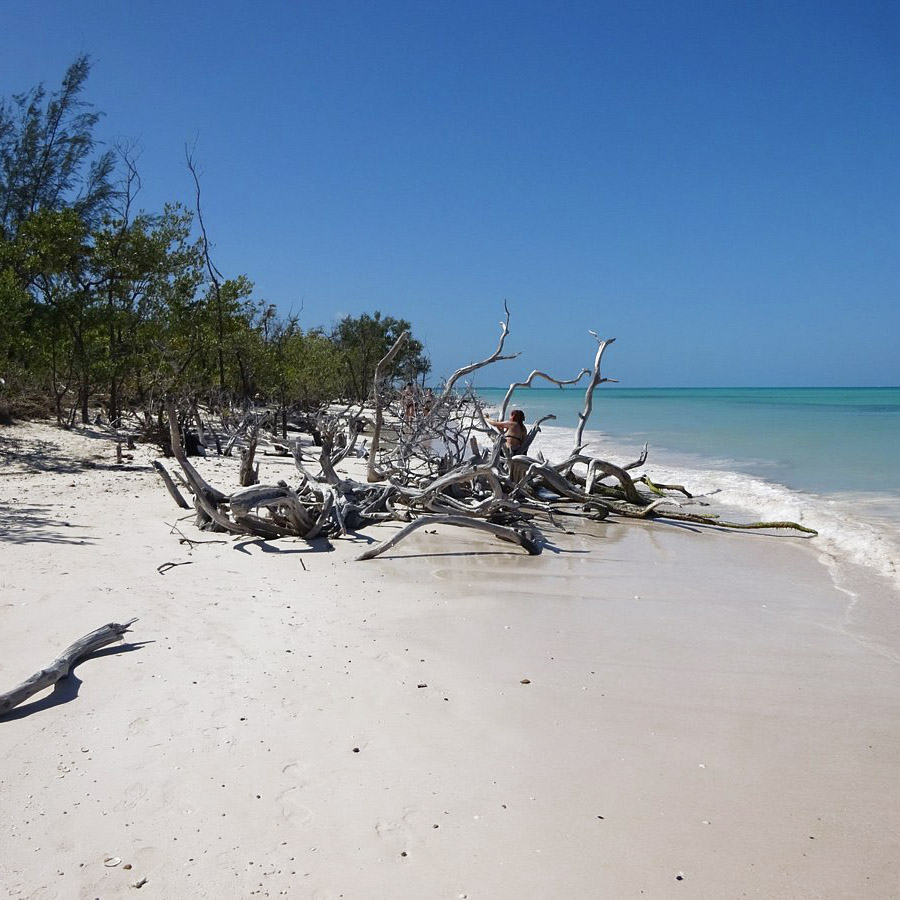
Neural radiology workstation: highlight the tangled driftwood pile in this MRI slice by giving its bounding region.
[155,316,817,558]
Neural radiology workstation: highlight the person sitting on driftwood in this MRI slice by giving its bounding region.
[487,409,527,453]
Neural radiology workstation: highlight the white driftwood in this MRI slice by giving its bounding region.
[573,332,617,452]
[152,460,190,509]
[514,460,599,504]
[520,413,556,455]
[165,397,228,503]
[0,618,138,716]
[166,397,252,535]
[229,484,315,536]
[155,323,819,548]
[357,515,540,560]
[239,429,260,486]
[367,331,410,483]
[623,442,650,471]
[395,464,505,505]
[499,368,591,420]
[564,454,644,504]
[222,412,253,456]
[438,303,519,404]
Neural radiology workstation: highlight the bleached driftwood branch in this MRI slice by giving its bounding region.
[438,302,519,403]
[357,515,540,560]
[0,619,138,716]
[152,460,190,509]
[574,332,617,452]
[367,330,410,483]
[499,367,591,420]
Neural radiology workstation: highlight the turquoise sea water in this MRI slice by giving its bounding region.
[477,387,900,495]
[476,386,900,594]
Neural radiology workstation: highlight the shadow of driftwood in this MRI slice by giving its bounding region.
[233,537,335,555]
[538,541,591,555]
[0,504,96,545]
[0,642,149,722]
[372,548,536,560]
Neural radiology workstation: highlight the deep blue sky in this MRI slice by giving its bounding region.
[3,0,898,386]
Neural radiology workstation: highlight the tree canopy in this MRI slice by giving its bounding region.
[331,311,430,403]
[0,54,115,242]
[0,58,431,426]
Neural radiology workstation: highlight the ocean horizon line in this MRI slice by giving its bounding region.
[474,384,900,391]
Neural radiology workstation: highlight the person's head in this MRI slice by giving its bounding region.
[510,409,525,424]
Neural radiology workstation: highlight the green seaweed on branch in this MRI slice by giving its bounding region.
[651,509,818,535]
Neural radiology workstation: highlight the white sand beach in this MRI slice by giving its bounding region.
[2,422,899,898]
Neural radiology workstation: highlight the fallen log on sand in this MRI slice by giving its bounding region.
[0,619,138,716]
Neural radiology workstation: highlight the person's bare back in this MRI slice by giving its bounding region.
[486,409,527,452]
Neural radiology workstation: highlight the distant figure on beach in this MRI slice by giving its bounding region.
[486,409,527,453]
[402,382,415,420]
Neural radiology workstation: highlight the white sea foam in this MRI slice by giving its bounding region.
[535,425,900,597]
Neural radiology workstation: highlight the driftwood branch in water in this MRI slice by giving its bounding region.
[636,474,693,498]
[0,619,138,716]
[357,515,540,560]
[651,509,819,533]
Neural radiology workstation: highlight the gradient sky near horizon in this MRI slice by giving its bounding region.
[2,0,898,387]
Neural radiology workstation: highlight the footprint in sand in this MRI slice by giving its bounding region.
[373,651,414,680]
[430,567,450,581]
[118,782,149,812]
[374,806,420,858]
[277,762,315,826]
[127,716,149,736]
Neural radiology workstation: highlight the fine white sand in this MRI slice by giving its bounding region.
[2,422,899,898]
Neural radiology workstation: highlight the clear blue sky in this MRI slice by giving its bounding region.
[2,0,898,386]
